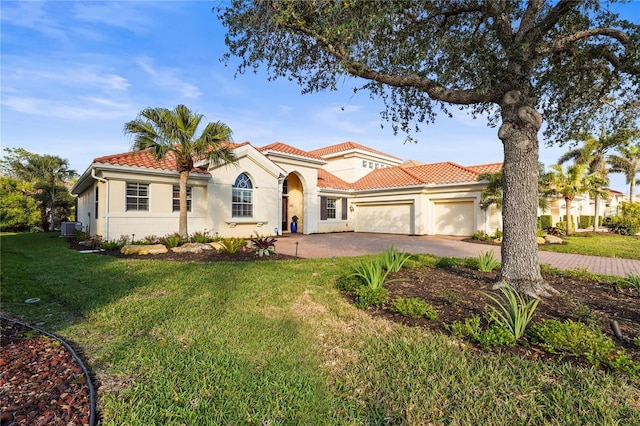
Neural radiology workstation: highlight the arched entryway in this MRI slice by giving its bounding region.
[282,173,304,233]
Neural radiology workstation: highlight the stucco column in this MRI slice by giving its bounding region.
[277,176,285,235]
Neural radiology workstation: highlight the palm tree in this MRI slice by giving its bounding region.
[124,105,236,239]
[608,142,640,204]
[545,164,608,235]
[557,128,635,229]
[1,149,76,230]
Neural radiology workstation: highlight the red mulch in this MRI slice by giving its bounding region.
[0,319,91,426]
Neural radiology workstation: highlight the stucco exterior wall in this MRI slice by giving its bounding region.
[207,155,281,238]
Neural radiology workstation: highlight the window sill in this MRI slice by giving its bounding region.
[225,220,269,228]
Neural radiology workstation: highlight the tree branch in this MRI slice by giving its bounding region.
[279,6,489,105]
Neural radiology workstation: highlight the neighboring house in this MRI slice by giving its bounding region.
[71,141,502,241]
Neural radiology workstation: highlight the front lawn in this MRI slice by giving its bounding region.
[538,232,640,259]
[2,233,639,425]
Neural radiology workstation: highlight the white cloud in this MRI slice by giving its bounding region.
[137,58,202,99]
[2,96,135,121]
[0,1,67,41]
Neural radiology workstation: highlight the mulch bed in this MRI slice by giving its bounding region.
[0,319,92,426]
[4,239,638,425]
[361,265,640,362]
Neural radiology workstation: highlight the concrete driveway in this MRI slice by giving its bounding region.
[274,232,640,277]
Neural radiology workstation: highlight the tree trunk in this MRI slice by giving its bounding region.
[179,170,189,239]
[497,90,557,298]
[593,193,601,230]
[565,197,573,235]
[631,178,636,204]
[39,205,49,231]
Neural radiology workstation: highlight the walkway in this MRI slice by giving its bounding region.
[274,232,640,277]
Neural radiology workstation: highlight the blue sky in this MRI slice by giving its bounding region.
[1,1,638,192]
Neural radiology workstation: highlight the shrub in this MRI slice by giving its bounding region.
[335,275,364,292]
[483,283,539,340]
[380,244,411,272]
[475,323,516,348]
[354,286,388,309]
[492,229,503,239]
[101,236,128,250]
[391,297,438,319]
[139,235,161,244]
[190,231,214,243]
[250,232,277,257]
[435,256,460,269]
[161,233,183,248]
[71,229,91,243]
[217,237,248,254]
[622,273,640,296]
[538,215,552,230]
[446,316,481,339]
[635,335,640,348]
[476,251,500,272]
[529,319,618,368]
[471,230,491,241]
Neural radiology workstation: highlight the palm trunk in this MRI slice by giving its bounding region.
[565,198,573,235]
[497,90,556,298]
[179,170,189,239]
[593,193,601,230]
[631,178,636,204]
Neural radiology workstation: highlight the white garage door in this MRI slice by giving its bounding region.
[433,201,475,236]
[355,203,412,234]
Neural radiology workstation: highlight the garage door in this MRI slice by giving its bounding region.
[433,201,475,236]
[355,203,412,234]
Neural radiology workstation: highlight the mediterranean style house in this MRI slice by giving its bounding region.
[71,141,504,241]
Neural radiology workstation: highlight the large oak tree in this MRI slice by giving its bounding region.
[219,0,640,297]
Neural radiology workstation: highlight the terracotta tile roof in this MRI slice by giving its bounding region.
[352,167,425,190]
[259,142,325,161]
[352,161,491,190]
[466,162,503,174]
[94,149,209,174]
[317,169,351,190]
[405,162,484,184]
[309,141,403,161]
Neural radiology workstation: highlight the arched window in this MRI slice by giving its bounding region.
[232,173,253,217]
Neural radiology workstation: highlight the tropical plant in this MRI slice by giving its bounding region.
[124,105,236,239]
[0,176,40,231]
[218,2,640,298]
[476,251,500,273]
[190,231,215,244]
[1,148,77,231]
[483,284,540,340]
[161,233,183,248]
[250,232,277,257]
[351,259,394,289]
[217,237,247,254]
[380,244,411,273]
[623,273,640,297]
[544,163,609,235]
[557,127,637,229]
[608,141,640,203]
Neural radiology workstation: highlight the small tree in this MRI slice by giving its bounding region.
[558,128,638,229]
[608,142,640,204]
[124,105,236,239]
[545,164,608,235]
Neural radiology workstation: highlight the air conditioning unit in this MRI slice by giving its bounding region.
[61,221,82,237]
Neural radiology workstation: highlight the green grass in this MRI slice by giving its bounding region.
[539,232,640,259]
[2,233,639,425]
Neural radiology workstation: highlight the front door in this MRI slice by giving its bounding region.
[282,196,288,231]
